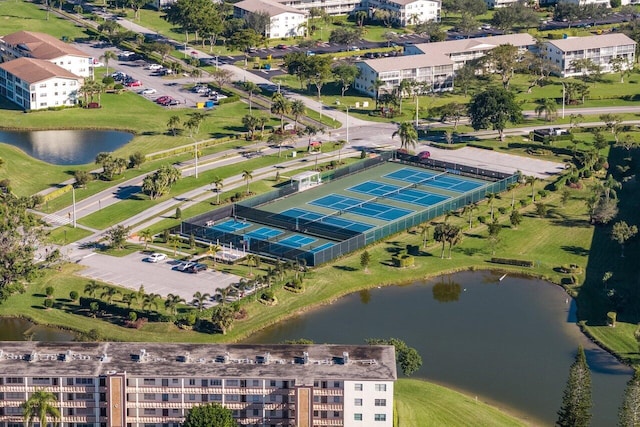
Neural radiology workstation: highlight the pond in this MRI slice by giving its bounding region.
[245,271,633,426]
[0,129,133,165]
[0,317,76,341]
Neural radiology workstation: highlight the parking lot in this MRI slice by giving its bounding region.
[77,252,240,308]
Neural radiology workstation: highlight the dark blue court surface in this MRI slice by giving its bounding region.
[280,208,374,233]
[310,194,413,221]
[348,181,449,207]
[310,242,334,252]
[384,168,483,192]
[278,235,317,248]
[211,219,251,233]
[246,227,283,240]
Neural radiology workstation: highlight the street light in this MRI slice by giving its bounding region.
[72,186,77,228]
[346,105,350,145]
[561,82,566,119]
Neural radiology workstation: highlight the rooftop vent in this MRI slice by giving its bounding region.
[99,353,110,363]
[303,351,309,365]
[342,352,349,364]
[26,351,37,362]
[256,352,270,364]
[178,353,190,363]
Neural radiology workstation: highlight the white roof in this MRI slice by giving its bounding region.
[359,54,454,73]
[292,170,320,180]
[411,33,537,56]
[235,0,306,16]
[546,33,636,52]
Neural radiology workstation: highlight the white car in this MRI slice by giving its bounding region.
[140,88,157,95]
[146,253,167,263]
[147,64,163,71]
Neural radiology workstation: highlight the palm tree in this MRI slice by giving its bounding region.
[396,79,412,115]
[434,223,448,259]
[167,115,180,136]
[122,292,138,309]
[371,79,384,109]
[215,286,232,305]
[507,182,519,208]
[535,98,557,121]
[418,223,431,248]
[84,280,101,297]
[242,169,253,195]
[168,235,181,256]
[138,229,153,249]
[602,174,621,201]
[211,176,223,204]
[100,50,118,76]
[142,293,160,312]
[208,243,222,267]
[191,291,211,312]
[486,193,496,220]
[446,225,463,259]
[290,99,306,130]
[271,92,291,130]
[164,293,185,315]
[256,115,268,139]
[525,175,537,199]
[22,389,60,427]
[392,122,418,151]
[463,203,478,229]
[242,81,259,113]
[100,286,121,304]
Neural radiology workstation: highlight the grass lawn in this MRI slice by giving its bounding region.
[47,225,93,245]
[0,1,89,40]
[395,379,526,427]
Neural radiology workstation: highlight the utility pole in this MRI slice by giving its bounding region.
[72,186,77,228]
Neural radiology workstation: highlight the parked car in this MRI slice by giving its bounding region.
[185,263,207,274]
[146,253,167,263]
[418,151,431,161]
[276,44,288,49]
[147,64,163,70]
[125,80,143,87]
[211,94,228,102]
[140,88,157,95]
[192,85,209,94]
[173,261,194,272]
[155,95,171,104]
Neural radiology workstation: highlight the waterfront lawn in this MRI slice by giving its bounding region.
[395,379,527,427]
[0,1,88,40]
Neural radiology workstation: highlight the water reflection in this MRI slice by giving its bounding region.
[0,129,133,165]
[432,275,462,303]
[0,317,75,341]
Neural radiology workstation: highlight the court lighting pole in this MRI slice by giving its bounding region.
[72,186,77,228]
[561,82,566,119]
[346,105,350,145]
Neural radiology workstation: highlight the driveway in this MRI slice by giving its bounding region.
[76,251,239,307]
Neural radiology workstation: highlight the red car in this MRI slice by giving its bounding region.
[155,96,170,104]
[126,80,143,87]
[418,151,431,160]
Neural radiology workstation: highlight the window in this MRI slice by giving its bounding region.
[252,380,260,386]
[333,381,340,388]
[143,408,156,415]
[188,394,196,401]
[375,384,387,392]
[354,413,363,421]
[227,380,239,386]
[354,383,363,391]
[354,398,362,406]
[143,394,155,400]
[270,380,277,387]
[76,378,94,385]
[333,396,341,403]
[210,379,222,386]
[375,414,387,421]
[6,378,23,384]
[333,411,340,417]
[210,394,222,401]
[375,399,387,406]
[143,379,155,385]
[188,379,196,386]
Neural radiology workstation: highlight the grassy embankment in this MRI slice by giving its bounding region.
[394,379,527,427]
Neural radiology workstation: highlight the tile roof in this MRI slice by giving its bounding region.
[0,57,81,83]
[0,30,89,60]
[411,33,537,56]
[359,53,454,72]
[235,0,306,17]
[546,33,636,52]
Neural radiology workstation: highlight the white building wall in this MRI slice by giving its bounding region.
[343,380,393,426]
[544,40,636,77]
[48,54,92,78]
[269,11,307,38]
[0,69,81,110]
[559,0,610,5]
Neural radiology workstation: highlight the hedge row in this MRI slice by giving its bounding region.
[42,184,73,203]
[466,143,494,150]
[430,142,466,150]
[490,257,534,268]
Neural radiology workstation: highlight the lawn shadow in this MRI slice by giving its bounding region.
[333,265,358,272]
[30,305,46,310]
[32,293,46,298]
[561,245,589,257]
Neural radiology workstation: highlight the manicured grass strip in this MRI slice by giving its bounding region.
[47,225,93,245]
[395,379,527,427]
[0,1,88,39]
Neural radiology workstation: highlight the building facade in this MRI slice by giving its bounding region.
[0,58,83,111]
[0,342,396,427]
[234,0,308,39]
[355,54,454,97]
[364,0,441,26]
[543,33,636,77]
[405,33,538,70]
[0,31,93,78]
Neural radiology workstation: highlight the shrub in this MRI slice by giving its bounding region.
[582,169,593,178]
[498,207,507,215]
[360,150,367,159]
[519,198,531,207]
[129,311,138,322]
[569,175,579,184]
[490,257,534,267]
[175,207,182,219]
[537,190,548,198]
[69,291,79,301]
[607,311,617,327]
[45,286,54,297]
[43,298,54,309]
[392,254,415,268]
[261,289,275,302]
[478,215,487,224]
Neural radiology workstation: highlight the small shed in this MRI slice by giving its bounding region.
[291,170,322,192]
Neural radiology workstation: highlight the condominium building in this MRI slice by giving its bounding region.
[355,54,454,97]
[543,33,636,77]
[405,33,538,70]
[0,31,93,78]
[0,342,396,427]
[363,0,441,26]
[233,0,308,39]
[0,58,83,111]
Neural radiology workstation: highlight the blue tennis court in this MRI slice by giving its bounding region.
[278,235,317,248]
[310,194,413,221]
[311,242,335,253]
[246,227,283,240]
[348,181,449,207]
[281,208,374,233]
[211,219,251,233]
[384,168,483,192]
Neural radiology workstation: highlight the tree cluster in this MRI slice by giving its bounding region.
[95,152,128,181]
[164,0,224,48]
[366,338,423,376]
[142,165,181,200]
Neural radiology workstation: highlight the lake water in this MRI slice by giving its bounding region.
[0,129,133,165]
[245,271,633,426]
[0,317,76,341]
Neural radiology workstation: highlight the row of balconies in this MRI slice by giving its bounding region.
[129,401,294,410]
[127,416,293,424]
[0,385,96,393]
[0,415,100,423]
[126,386,294,395]
[1,400,100,408]
[312,419,344,426]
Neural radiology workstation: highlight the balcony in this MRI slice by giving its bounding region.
[313,419,344,426]
[131,401,185,409]
[313,389,343,396]
[313,403,342,411]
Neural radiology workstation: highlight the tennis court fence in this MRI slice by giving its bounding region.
[395,152,514,181]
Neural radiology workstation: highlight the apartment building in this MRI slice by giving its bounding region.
[543,33,636,77]
[234,0,308,39]
[0,58,83,111]
[405,33,538,70]
[0,31,92,78]
[355,54,454,97]
[0,342,396,427]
